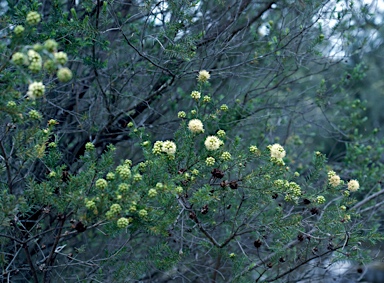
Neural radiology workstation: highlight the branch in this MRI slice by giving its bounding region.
[351,188,384,211]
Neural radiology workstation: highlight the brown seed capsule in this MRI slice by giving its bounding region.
[227,204,231,209]
[220,181,227,188]
[61,170,70,182]
[178,168,187,174]
[279,257,285,263]
[254,239,262,248]
[303,198,311,205]
[201,205,209,215]
[310,207,319,215]
[211,168,224,179]
[189,212,197,222]
[267,262,273,268]
[272,193,278,199]
[297,234,304,242]
[229,180,238,190]
[75,221,87,232]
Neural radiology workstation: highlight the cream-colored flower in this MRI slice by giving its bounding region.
[54,51,68,65]
[188,119,204,133]
[198,70,210,82]
[152,141,163,154]
[26,11,41,25]
[204,136,222,151]
[11,52,26,65]
[191,91,201,100]
[57,67,73,82]
[148,189,157,198]
[216,130,226,138]
[206,157,215,166]
[316,196,326,204]
[221,151,231,161]
[117,217,130,228]
[347,180,359,192]
[162,140,177,155]
[27,82,45,99]
[329,174,341,187]
[270,143,286,159]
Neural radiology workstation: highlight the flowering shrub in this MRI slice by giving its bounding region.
[1,3,384,283]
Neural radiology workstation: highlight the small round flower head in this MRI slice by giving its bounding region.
[7,101,16,108]
[85,200,96,210]
[27,49,41,62]
[27,50,42,72]
[347,180,359,192]
[162,140,177,155]
[57,67,73,83]
[127,121,134,128]
[33,43,43,52]
[316,196,326,204]
[229,253,236,258]
[44,39,58,52]
[289,182,301,196]
[204,136,223,151]
[178,111,186,118]
[54,51,68,65]
[110,204,122,215]
[188,119,204,133]
[191,109,197,115]
[11,52,26,65]
[270,143,286,159]
[95,178,108,189]
[175,186,183,194]
[153,141,163,155]
[118,165,131,180]
[148,188,157,198]
[117,217,130,228]
[198,70,210,83]
[106,172,115,180]
[14,25,25,35]
[29,60,42,72]
[118,183,130,193]
[133,173,142,182]
[48,119,58,126]
[191,91,201,100]
[138,209,148,218]
[329,174,341,188]
[216,130,226,138]
[249,145,259,154]
[43,59,56,73]
[206,157,215,166]
[85,142,95,151]
[343,214,351,222]
[28,110,41,120]
[48,171,56,177]
[203,95,211,103]
[340,205,347,211]
[26,11,41,25]
[221,151,231,161]
[220,104,228,111]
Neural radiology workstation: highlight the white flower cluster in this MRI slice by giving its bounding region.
[204,136,223,151]
[153,140,177,156]
[188,119,204,133]
[27,81,45,99]
[270,143,286,159]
